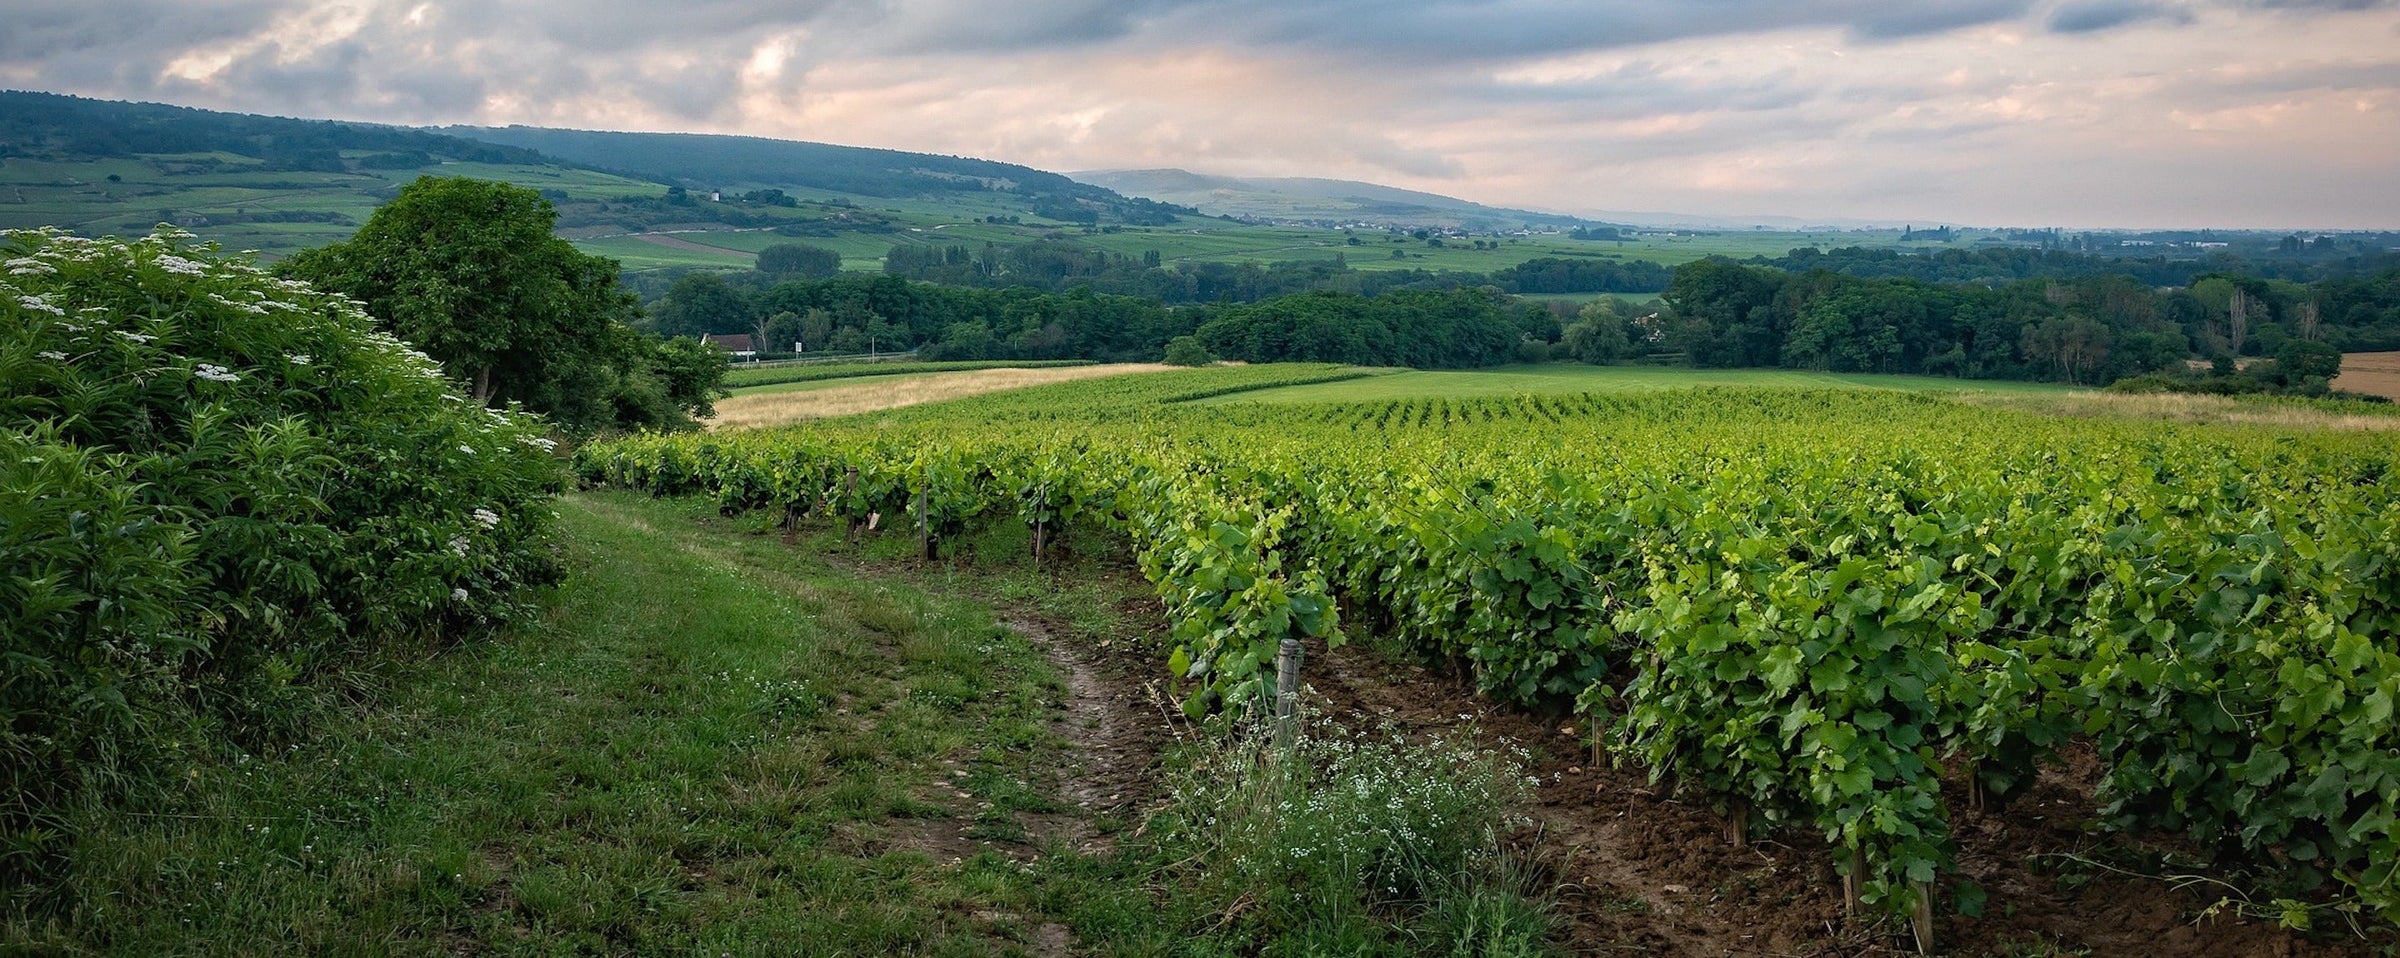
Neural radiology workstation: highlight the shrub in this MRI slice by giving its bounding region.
[0,228,563,892]
[1144,716,1552,951]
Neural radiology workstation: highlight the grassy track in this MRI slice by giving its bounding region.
[6,492,1176,956]
[1192,364,2075,404]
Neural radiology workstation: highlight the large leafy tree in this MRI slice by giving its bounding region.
[284,176,716,432]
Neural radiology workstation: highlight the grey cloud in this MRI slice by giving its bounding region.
[2046,0,2195,32]
[0,0,295,60]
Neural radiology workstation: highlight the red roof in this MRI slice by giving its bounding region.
[704,334,756,352]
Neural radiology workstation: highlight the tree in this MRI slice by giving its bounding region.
[649,272,754,337]
[1162,335,1216,366]
[1561,300,1630,364]
[756,243,843,279]
[281,176,718,433]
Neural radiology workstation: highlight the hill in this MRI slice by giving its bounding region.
[447,126,1195,227]
[1073,167,1595,231]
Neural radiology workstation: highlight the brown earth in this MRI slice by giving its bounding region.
[2334,352,2400,401]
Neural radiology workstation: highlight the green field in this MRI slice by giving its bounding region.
[2,146,1946,276]
[1194,364,2078,404]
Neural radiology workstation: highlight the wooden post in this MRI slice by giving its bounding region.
[843,467,861,538]
[1842,845,1865,912]
[1588,711,1606,767]
[1274,638,1303,753]
[1031,482,1047,566]
[917,485,934,561]
[1909,880,1936,954]
[1727,798,1750,848]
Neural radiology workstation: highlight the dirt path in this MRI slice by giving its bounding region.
[997,611,1172,855]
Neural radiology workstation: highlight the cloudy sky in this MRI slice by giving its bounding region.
[7,0,2398,228]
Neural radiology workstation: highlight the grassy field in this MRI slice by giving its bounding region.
[1192,364,2077,404]
[3,147,1936,276]
[9,489,1553,955]
[6,493,1137,954]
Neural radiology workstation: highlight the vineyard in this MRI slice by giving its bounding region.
[577,366,2400,941]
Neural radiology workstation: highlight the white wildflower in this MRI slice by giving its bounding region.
[194,363,240,383]
[458,444,476,456]
[151,254,207,276]
[17,295,66,317]
[38,350,68,361]
[5,257,55,276]
[447,536,471,557]
[471,508,501,528]
[451,587,470,603]
[288,354,312,366]
[116,330,156,344]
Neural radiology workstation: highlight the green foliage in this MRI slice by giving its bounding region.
[0,228,563,890]
[753,242,843,279]
[280,176,715,433]
[578,368,2400,930]
[1161,335,1215,366]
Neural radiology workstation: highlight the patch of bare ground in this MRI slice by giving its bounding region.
[706,364,1176,430]
[997,610,1171,855]
[1296,641,2377,957]
[2334,351,2400,401]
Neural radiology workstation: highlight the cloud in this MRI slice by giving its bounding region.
[2046,0,2196,32]
[0,0,2396,227]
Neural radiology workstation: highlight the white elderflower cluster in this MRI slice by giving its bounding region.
[194,364,241,383]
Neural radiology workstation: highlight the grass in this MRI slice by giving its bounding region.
[6,491,1119,955]
[6,490,1562,956]
[1190,364,2077,404]
[708,364,1175,430]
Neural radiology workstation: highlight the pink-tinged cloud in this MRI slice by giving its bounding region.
[1,0,2395,227]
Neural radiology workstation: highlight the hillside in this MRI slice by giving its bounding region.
[1074,167,1594,231]
[448,126,1194,227]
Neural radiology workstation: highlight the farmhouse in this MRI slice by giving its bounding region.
[703,333,758,361]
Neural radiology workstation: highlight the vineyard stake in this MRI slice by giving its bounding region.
[1843,845,1865,912]
[1275,637,1303,754]
[1727,797,1750,848]
[843,467,860,538]
[917,484,934,561]
[1909,880,1936,954]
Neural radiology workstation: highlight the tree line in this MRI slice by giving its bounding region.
[1654,259,2400,385]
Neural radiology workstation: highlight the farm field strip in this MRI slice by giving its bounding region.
[581,365,2400,934]
[1192,364,2078,404]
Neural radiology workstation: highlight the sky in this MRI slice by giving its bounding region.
[5,0,2398,229]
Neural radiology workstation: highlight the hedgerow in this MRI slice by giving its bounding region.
[1,228,563,893]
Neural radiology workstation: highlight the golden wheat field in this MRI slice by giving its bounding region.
[706,364,1176,430]
[2334,351,2400,401]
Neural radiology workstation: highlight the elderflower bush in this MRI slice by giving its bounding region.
[0,228,562,872]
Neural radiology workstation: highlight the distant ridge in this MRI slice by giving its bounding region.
[1072,168,1596,231]
[447,126,1195,225]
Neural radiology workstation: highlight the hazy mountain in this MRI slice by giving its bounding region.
[1072,168,1598,231]
[1074,167,1947,232]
